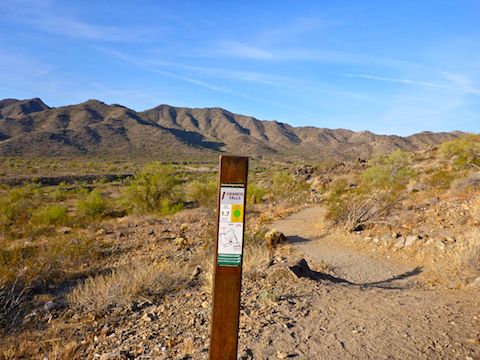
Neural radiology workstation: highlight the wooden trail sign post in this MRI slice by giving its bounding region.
[209,155,248,360]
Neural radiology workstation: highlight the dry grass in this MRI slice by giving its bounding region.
[256,203,303,226]
[202,243,272,294]
[202,260,214,295]
[40,339,84,360]
[243,244,272,277]
[470,196,480,224]
[67,259,190,314]
[455,228,480,276]
[0,326,87,359]
[0,276,28,330]
[0,234,98,286]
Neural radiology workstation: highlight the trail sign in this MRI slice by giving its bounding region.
[209,155,248,360]
[218,185,245,266]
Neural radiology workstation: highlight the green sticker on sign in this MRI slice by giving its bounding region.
[217,254,242,267]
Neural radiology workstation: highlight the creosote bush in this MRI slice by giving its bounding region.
[31,204,69,226]
[247,184,267,204]
[122,162,183,215]
[362,149,415,191]
[326,150,415,231]
[49,184,68,201]
[77,189,107,219]
[440,133,480,169]
[186,179,216,207]
[425,169,458,190]
[271,172,310,203]
[0,185,39,235]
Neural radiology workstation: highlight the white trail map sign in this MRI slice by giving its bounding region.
[217,184,245,266]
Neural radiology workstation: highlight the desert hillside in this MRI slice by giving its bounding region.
[0,98,459,160]
[0,134,479,358]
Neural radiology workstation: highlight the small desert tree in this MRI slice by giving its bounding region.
[326,149,414,231]
[77,189,107,219]
[440,134,480,169]
[271,172,310,203]
[186,178,217,208]
[123,162,182,214]
[0,184,40,235]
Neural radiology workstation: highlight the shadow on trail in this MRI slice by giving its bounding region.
[286,232,424,290]
[288,235,311,244]
[289,259,423,290]
[361,266,423,288]
[287,231,332,244]
[289,259,353,284]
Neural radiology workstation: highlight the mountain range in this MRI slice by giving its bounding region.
[0,98,460,161]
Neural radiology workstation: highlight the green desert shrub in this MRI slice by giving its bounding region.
[158,198,184,215]
[31,204,69,226]
[186,179,217,207]
[327,185,403,232]
[49,183,69,201]
[247,183,267,204]
[362,149,415,191]
[325,179,352,221]
[440,134,480,169]
[122,162,182,215]
[271,172,310,202]
[0,185,39,234]
[77,189,107,219]
[326,150,415,231]
[425,169,458,190]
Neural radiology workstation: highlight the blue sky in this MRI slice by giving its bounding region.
[0,0,479,135]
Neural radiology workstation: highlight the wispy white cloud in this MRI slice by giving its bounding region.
[340,73,480,95]
[257,16,338,44]
[98,47,371,101]
[199,41,431,76]
[35,17,152,42]
[0,0,158,42]
[213,42,275,60]
[176,63,372,100]
[97,48,289,109]
[96,48,230,93]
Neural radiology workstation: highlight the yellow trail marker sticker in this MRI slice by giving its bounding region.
[218,184,245,266]
[231,204,243,222]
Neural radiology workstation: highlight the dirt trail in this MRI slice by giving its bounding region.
[246,205,480,359]
[273,206,415,287]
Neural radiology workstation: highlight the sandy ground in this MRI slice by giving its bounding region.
[2,206,478,359]
[241,205,480,359]
[273,206,416,286]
